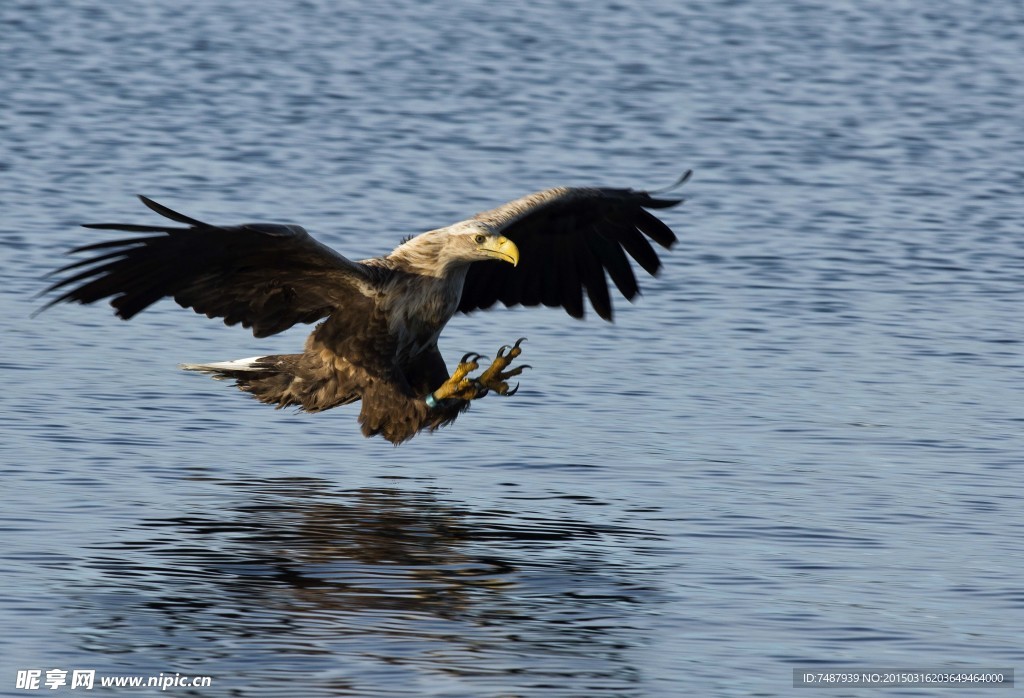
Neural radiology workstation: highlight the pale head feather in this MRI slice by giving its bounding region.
[387,221,495,277]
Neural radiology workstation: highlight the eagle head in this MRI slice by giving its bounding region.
[445,221,519,267]
[392,222,520,276]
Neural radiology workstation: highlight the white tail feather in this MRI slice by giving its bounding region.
[180,356,267,374]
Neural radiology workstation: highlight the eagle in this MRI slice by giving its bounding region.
[40,172,689,444]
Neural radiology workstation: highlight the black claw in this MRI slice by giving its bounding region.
[497,344,510,357]
[505,382,520,396]
[518,364,533,372]
[460,352,482,364]
[513,337,527,349]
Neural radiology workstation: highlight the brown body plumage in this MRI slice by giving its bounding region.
[40,173,690,443]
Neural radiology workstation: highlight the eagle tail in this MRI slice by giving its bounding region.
[180,354,358,411]
[179,356,269,376]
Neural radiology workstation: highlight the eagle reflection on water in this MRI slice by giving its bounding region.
[73,478,658,692]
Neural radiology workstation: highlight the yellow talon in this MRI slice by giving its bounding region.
[428,339,529,406]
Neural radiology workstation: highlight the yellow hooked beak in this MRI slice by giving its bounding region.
[480,235,520,266]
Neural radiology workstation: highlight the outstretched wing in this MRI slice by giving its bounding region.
[40,196,377,338]
[458,172,689,320]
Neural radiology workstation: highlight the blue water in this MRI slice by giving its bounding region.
[2,1,1023,696]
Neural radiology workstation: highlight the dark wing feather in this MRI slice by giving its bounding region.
[459,173,688,321]
[40,196,376,338]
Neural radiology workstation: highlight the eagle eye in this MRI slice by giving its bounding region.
[473,234,487,244]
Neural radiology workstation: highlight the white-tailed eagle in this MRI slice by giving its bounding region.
[41,172,690,443]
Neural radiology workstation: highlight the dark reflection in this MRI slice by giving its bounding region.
[69,476,662,696]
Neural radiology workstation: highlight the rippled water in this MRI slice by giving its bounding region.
[3,1,1023,696]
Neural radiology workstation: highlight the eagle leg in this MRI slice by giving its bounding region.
[430,352,484,402]
[426,340,530,408]
[477,337,531,396]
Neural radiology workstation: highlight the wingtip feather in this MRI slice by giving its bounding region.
[649,169,693,195]
[137,195,206,227]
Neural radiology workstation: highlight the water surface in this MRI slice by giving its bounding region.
[2,1,1023,696]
